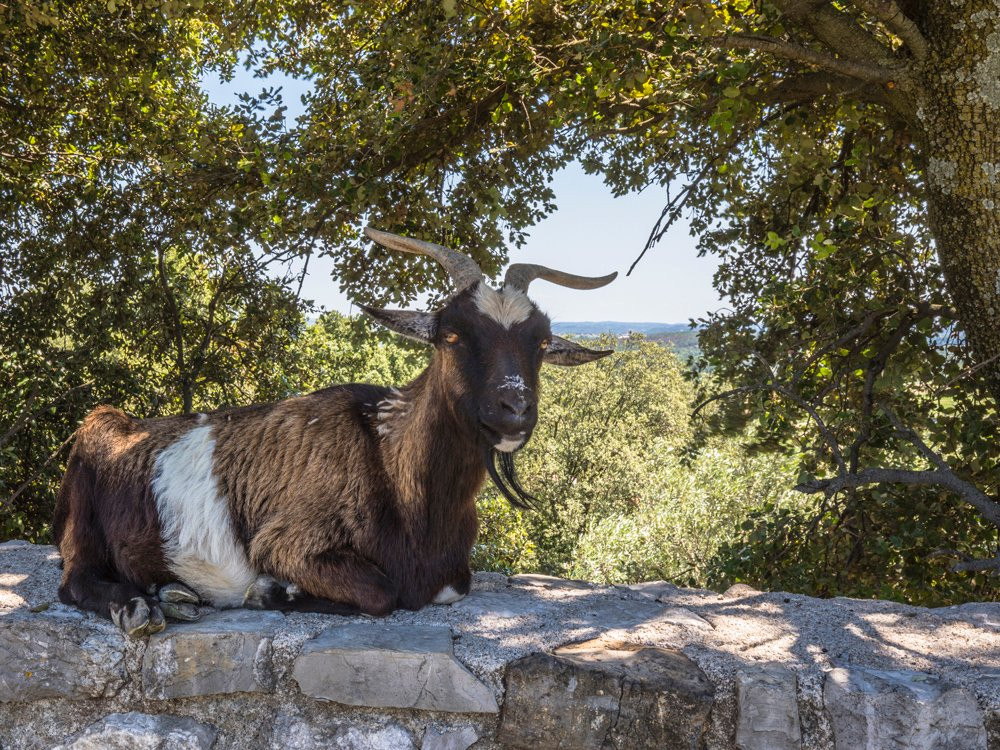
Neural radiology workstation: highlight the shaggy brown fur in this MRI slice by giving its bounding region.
[54,276,611,629]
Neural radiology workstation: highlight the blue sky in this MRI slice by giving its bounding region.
[202,69,721,323]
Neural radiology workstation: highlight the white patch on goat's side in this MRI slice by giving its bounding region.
[376,387,408,438]
[499,375,530,393]
[494,434,526,453]
[152,425,257,607]
[432,585,466,604]
[307,417,319,426]
[473,283,533,329]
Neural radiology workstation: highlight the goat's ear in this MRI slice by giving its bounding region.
[359,305,437,344]
[543,335,613,366]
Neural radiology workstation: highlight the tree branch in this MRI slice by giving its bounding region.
[795,468,1000,527]
[769,0,919,122]
[3,430,77,510]
[0,384,39,450]
[798,407,1000,529]
[757,71,903,114]
[709,34,895,83]
[692,381,847,473]
[696,382,1000,530]
[773,0,898,68]
[155,243,190,412]
[0,380,94,451]
[849,0,929,59]
[950,556,1000,573]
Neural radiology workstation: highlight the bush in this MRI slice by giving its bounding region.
[285,311,427,392]
[569,442,800,585]
[473,334,800,586]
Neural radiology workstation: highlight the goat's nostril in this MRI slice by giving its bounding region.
[500,397,531,417]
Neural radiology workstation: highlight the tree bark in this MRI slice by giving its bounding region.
[919,3,1000,400]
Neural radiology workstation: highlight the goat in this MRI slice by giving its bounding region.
[52,228,616,636]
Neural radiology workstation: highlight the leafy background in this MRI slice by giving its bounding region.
[4,0,1000,606]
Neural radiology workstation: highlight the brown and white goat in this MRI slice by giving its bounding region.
[53,228,615,636]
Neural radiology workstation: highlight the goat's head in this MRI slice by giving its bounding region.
[360,227,616,507]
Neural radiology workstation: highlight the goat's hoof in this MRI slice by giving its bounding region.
[160,601,202,621]
[244,575,298,609]
[110,597,166,638]
[158,582,201,605]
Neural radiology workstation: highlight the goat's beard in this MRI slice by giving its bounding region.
[485,446,538,511]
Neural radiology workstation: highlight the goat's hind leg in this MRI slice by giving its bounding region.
[243,575,362,616]
[245,549,397,616]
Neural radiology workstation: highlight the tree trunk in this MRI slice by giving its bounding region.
[919,4,1000,399]
[181,378,194,415]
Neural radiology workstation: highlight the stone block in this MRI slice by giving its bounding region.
[270,715,415,750]
[824,665,987,750]
[510,574,595,591]
[142,609,284,700]
[452,590,551,619]
[421,725,479,750]
[0,606,126,702]
[499,638,715,749]
[53,712,216,750]
[292,623,497,713]
[655,606,714,631]
[470,571,508,592]
[620,580,680,600]
[736,666,801,750]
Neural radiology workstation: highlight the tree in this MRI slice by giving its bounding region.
[238,0,1000,584]
[0,1,306,537]
[5,0,1000,591]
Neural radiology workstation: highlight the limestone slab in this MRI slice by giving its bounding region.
[499,637,715,749]
[270,715,415,750]
[142,609,284,699]
[620,580,681,600]
[292,623,497,713]
[53,712,217,750]
[421,725,479,750]
[0,606,126,702]
[736,666,801,750]
[509,573,596,591]
[655,606,714,631]
[824,665,987,750]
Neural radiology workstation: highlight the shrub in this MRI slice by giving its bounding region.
[473,334,800,586]
[570,441,800,585]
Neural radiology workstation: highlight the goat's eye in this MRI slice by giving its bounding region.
[539,339,550,350]
[444,332,460,345]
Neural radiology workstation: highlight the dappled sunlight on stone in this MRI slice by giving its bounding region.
[2,544,999,749]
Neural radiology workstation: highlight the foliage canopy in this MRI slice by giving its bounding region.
[4,0,1000,594]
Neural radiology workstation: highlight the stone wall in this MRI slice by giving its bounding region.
[1,540,998,749]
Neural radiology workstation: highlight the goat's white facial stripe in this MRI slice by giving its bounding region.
[152,425,257,607]
[499,375,530,393]
[473,283,533,329]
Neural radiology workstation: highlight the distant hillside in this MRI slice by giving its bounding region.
[648,329,701,361]
[552,321,701,361]
[551,321,691,336]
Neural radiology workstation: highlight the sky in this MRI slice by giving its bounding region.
[202,69,722,324]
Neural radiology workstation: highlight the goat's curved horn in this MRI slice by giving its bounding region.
[364,227,483,291]
[503,264,618,293]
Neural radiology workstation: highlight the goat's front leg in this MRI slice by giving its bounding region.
[249,548,399,617]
